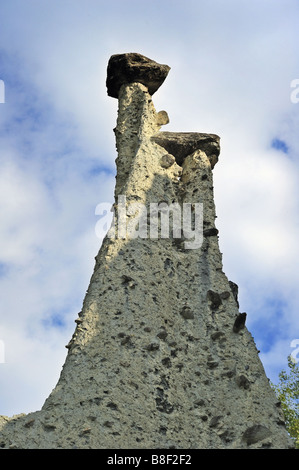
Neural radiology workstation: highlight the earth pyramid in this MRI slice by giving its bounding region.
[0,53,293,449]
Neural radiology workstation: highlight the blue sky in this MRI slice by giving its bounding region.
[0,0,299,416]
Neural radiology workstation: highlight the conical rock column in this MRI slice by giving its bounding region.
[0,53,293,449]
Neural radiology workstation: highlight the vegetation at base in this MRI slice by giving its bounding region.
[271,355,299,448]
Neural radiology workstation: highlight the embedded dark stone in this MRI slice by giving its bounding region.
[106,402,118,410]
[207,358,218,369]
[155,388,174,414]
[161,357,172,368]
[242,425,271,445]
[229,281,239,307]
[194,399,205,407]
[106,53,170,98]
[121,275,136,286]
[160,153,176,169]
[209,416,222,428]
[159,426,167,435]
[204,227,219,237]
[146,341,160,351]
[180,306,194,319]
[233,313,247,333]
[24,419,35,428]
[157,330,168,340]
[236,374,251,390]
[220,291,230,300]
[207,290,222,310]
[211,331,226,341]
[219,430,234,443]
[120,335,131,346]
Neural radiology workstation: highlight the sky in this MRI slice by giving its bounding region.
[0,0,298,417]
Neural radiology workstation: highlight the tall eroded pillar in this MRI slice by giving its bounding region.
[0,53,293,449]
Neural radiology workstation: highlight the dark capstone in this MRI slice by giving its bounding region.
[233,312,247,333]
[106,52,170,98]
[152,131,220,167]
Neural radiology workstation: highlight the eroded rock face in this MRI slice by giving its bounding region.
[0,54,294,449]
[106,52,170,98]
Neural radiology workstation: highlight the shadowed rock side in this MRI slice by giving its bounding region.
[0,54,293,449]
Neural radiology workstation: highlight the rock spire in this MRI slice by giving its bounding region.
[0,53,293,449]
